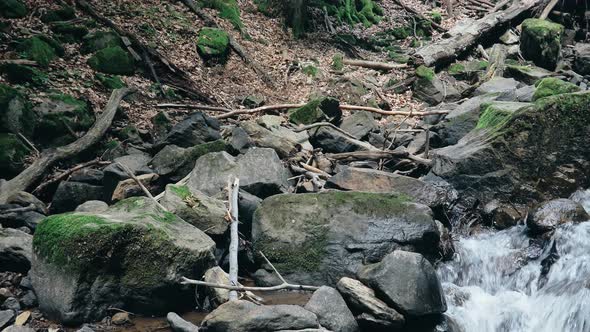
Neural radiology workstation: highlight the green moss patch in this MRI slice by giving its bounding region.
[533,77,580,101]
[203,0,244,31]
[17,37,58,67]
[95,73,125,89]
[416,65,435,81]
[0,0,27,18]
[197,27,230,65]
[88,46,135,75]
[520,19,564,70]
[332,53,344,71]
[476,105,514,132]
[289,96,341,125]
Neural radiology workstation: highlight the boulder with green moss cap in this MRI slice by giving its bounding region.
[252,191,440,285]
[40,5,76,23]
[16,37,59,68]
[197,27,230,65]
[51,22,89,43]
[33,94,93,147]
[532,77,580,101]
[288,96,342,125]
[520,19,564,70]
[0,0,27,18]
[30,197,216,325]
[413,65,460,105]
[87,46,136,75]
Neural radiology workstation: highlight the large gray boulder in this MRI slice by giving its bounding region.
[50,181,104,213]
[156,112,221,149]
[473,77,520,100]
[252,191,440,285]
[520,19,563,70]
[202,300,319,332]
[413,66,460,105]
[574,43,590,75]
[304,286,359,332]
[339,112,377,140]
[336,277,404,330]
[0,228,32,273]
[30,197,216,324]
[241,119,312,158]
[188,149,291,198]
[526,198,589,234]
[357,250,447,316]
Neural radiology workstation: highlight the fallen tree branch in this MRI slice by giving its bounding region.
[118,163,168,211]
[342,59,408,71]
[32,158,111,195]
[0,59,38,66]
[157,103,231,112]
[0,88,134,203]
[414,0,546,67]
[293,122,358,141]
[179,0,275,87]
[227,176,240,301]
[539,0,559,19]
[326,149,433,166]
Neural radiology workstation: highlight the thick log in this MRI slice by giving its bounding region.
[414,0,546,67]
[0,88,134,203]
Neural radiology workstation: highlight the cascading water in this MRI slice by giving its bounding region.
[439,191,590,332]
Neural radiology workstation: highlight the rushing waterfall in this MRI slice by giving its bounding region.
[439,192,590,332]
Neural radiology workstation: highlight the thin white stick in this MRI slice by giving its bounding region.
[228,177,240,300]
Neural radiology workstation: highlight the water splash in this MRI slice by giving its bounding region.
[439,193,590,332]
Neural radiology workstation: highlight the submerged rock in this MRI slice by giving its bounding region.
[30,197,216,324]
[357,250,447,316]
[252,191,439,285]
[526,198,589,234]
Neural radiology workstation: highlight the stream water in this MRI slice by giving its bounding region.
[439,191,590,332]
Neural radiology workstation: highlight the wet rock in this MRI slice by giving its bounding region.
[50,181,104,214]
[197,28,230,65]
[483,200,523,230]
[167,312,199,332]
[526,199,590,234]
[325,167,452,211]
[74,201,109,213]
[87,46,135,75]
[1,298,20,311]
[304,286,359,332]
[339,112,377,140]
[357,250,447,316]
[505,64,553,85]
[336,277,404,329]
[31,197,216,325]
[241,120,312,158]
[202,300,319,332]
[156,112,221,149]
[520,19,564,70]
[413,66,460,105]
[289,97,341,125]
[188,149,290,199]
[203,267,230,308]
[0,228,32,273]
[532,77,580,101]
[252,192,439,285]
[161,185,228,236]
[308,126,377,153]
[574,43,590,75]
[0,309,15,330]
[474,77,520,100]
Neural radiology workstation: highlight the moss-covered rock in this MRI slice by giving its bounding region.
[95,73,125,89]
[0,0,27,18]
[0,83,35,137]
[202,0,243,31]
[196,27,230,65]
[388,51,410,64]
[414,66,460,105]
[81,31,123,55]
[252,191,439,285]
[51,22,89,43]
[289,96,341,125]
[520,19,564,70]
[448,61,488,80]
[533,77,580,101]
[332,53,344,71]
[0,133,29,179]
[0,63,48,86]
[30,197,216,325]
[87,46,135,75]
[40,5,76,23]
[416,65,435,81]
[17,37,59,67]
[33,94,93,146]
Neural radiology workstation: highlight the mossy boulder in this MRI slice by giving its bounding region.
[532,77,580,101]
[0,0,27,18]
[0,84,36,137]
[87,46,135,75]
[288,96,342,125]
[196,27,230,65]
[0,133,29,179]
[448,61,488,81]
[81,31,123,55]
[414,66,460,105]
[50,22,89,43]
[30,197,216,325]
[520,19,564,70]
[17,37,59,67]
[40,6,76,23]
[252,191,439,285]
[432,91,590,215]
[95,73,125,89]
[505,64,553,85]
[33,94,94,146]
[0,63,48,86]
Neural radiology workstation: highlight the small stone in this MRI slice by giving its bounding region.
[2,297,20,311]
[167,312,199,332]
[111,312,130,325]
[0,288,14,302]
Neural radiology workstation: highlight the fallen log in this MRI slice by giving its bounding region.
[326,149,433,166]
[0,88,134,203]
[75,0,212,102]
[342,59,408,71]
[0,59,38,66]
[414,0,546,67]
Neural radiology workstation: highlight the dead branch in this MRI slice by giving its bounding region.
[32,158,111,194]
[293,122,357,141]
[539,0,559,19]
[0,88,134,203]
[227,176,240,301]
[17,133,39,156]
[342,59,408,71]
[179,0,275,87]
[326,149,433,166]
[157,103,231,113]
[118,163,168,211]
[0,59,38,66]
[299,163,331,179]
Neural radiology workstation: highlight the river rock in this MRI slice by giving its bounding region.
[0,228,32,273]
[252,191,440,285]
[569,189,590,213]
[30,197,216,324]
[357,250,447,316]
[167,312,199,332]
[188,149,290,198]
[336,277,404,329]
[50,181,104,213]
[505,64,553,85]
[203,267,230,308]
[156,112,221,149]
[161,184,228,235]
[432,91,590,213]
[574,43,590,75]
[304,286,359,332]
[202,300,319,332]
[526,198,590,234]
[308,126,377,153]
[520,19,564,70]
[240,120,312,158]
